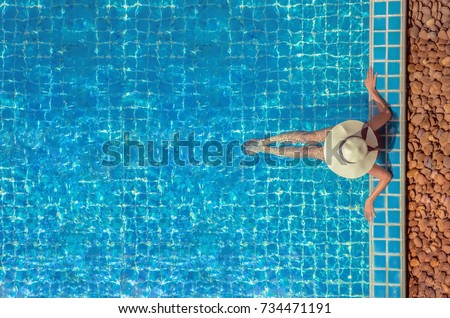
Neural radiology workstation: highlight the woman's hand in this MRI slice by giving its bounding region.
[364,199,376,223]
[364,67,378,92]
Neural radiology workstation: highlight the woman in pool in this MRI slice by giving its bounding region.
[244,68,392,223]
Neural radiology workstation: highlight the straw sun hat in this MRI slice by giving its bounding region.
[323,120,379,179]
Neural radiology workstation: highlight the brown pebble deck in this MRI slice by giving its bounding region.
[407,0,450,298]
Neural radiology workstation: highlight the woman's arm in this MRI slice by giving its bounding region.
[364,68,386,105]
[364,68,392,131]
[364,164,392,223]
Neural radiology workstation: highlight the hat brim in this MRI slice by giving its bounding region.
[323,120,378,179]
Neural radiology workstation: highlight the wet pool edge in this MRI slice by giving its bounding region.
[369,0,407,298]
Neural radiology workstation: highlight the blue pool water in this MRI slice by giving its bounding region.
[1,0,370,297]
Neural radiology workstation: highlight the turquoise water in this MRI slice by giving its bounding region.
[0,0,370,297]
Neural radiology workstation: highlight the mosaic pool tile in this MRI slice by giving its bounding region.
[0,0,373,297]
[369,0,406,297]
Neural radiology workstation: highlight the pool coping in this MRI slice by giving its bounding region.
[369,0,406,298]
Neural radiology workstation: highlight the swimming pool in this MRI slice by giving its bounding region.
[0,0,371,297]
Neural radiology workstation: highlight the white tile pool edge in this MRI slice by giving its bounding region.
[369,0,406,297]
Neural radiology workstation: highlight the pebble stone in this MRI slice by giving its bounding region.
[407,0,450,298]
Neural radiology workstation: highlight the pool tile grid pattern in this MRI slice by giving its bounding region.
[369,0,406,298]
[0,0,372,297]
